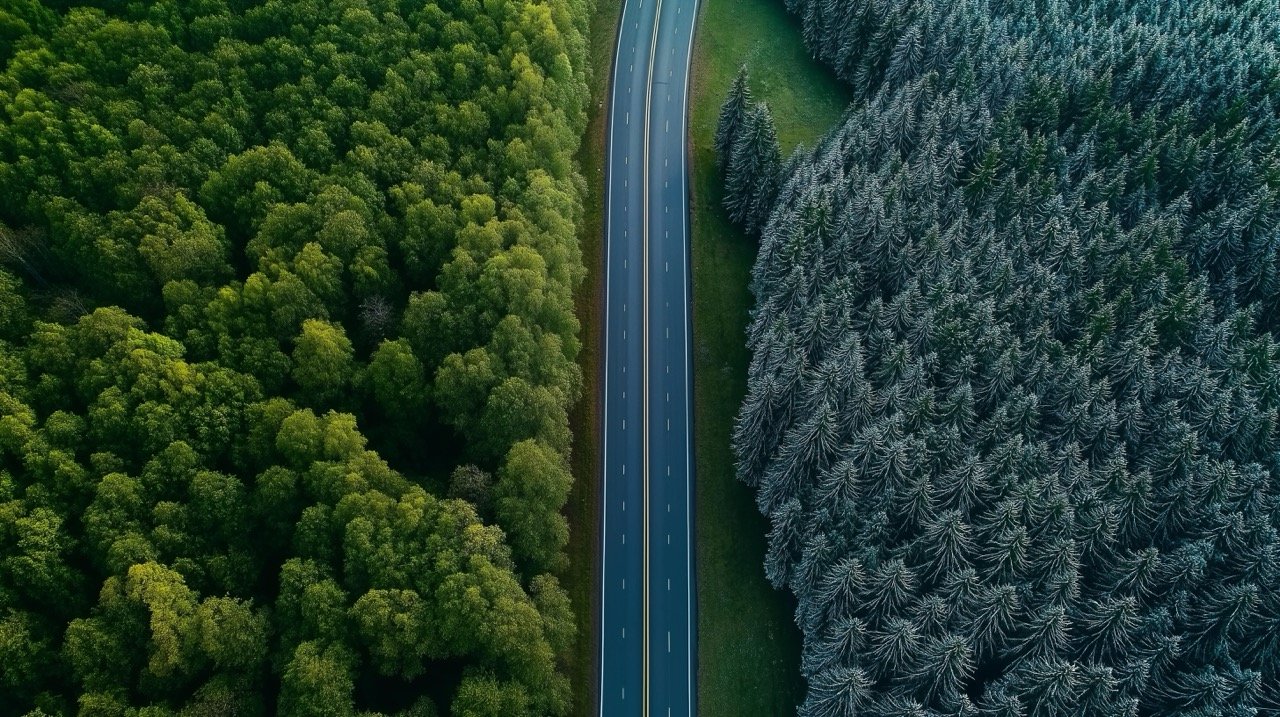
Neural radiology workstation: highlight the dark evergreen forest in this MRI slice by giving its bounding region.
[0,0,588,714]
[720,0,1280,714]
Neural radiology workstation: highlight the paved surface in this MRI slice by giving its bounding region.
[598,0,698,709]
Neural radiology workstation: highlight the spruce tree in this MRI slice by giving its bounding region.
[724,101,782,237]
[729,0,1280,712]
[714,65,753,172]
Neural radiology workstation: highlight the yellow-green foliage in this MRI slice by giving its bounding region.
[0,0,591,712]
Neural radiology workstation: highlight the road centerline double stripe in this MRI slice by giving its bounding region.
[640,0,664,707]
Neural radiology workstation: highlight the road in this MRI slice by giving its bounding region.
[597,0,698,708]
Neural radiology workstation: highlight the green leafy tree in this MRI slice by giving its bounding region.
[278,640,357,717]
[132,193,232,288]
[0,0,591,710]
[200,143,313,242]
[0,268,30,340]
[493,440,572,574]
[478,377,570,461]
[0,609,54,701]
[452,672,532,717]
[194,596,268,671]
[348,588,428,677]
[123,561,200,681]
[292,319,354,407]
[364,339,429,419]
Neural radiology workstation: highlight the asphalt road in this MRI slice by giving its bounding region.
[598,0,698,709]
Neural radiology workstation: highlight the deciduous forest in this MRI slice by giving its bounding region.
[0,0,588,714]
[722,0,1280,714]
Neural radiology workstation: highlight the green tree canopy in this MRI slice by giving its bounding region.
[291,318,354,407]
[0,0,590,710]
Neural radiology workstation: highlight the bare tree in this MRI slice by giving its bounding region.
[358,295,395,339]
[0,223,51,288]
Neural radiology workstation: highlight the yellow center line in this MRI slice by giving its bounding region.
[641,0,664,710]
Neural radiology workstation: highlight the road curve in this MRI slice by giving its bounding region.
[598,0,698,708]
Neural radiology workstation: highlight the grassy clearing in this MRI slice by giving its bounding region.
[688,0,850,713]
[563,0,622,711]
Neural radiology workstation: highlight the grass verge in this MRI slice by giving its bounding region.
[563,0,623,711]
[687,0,850,712]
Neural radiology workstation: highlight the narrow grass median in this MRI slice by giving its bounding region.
[688,0,849,712]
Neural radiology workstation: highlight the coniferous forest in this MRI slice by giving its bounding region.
[0,0,587,714]
[721,0,1280,714]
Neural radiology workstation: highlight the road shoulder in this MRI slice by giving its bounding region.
[686,0,850,712]
[565,0,626,711]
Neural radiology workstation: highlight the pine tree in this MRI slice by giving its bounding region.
[905,633,973,705]
[801,665,873,717]
[714,65,753,172]
[867,617,922,681]
[728,0,1280,712]
[725,102,782,237]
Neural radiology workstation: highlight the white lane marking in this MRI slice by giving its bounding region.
[679,1,700,706]
[667,533,670,545]
[604,0,702,710]
[640,0,663,712]
[622,419,626,430]
[668,578,671,590]
[622,533,626,544]
[623,500,626,510]
[602,9,624,711]
[601,0,625,700]
[668,631,672,652]
[623,330,627,340]
[626,112,629,124]
[623,579,626,589]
